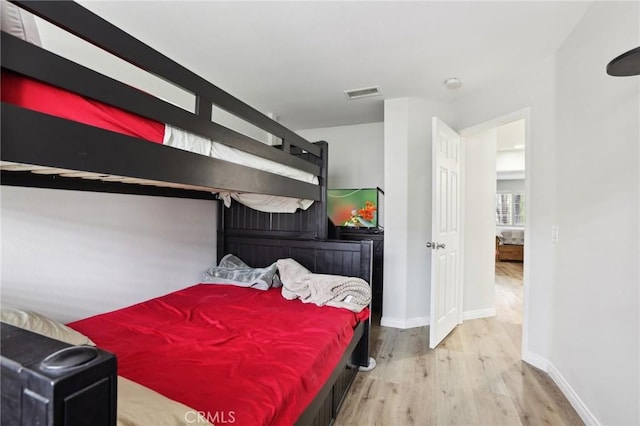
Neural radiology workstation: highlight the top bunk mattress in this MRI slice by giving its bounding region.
[1,71,318,212]
[68,284,368,426]
[1,70,166,143]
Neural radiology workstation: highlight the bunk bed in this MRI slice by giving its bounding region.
[0,1,371,425]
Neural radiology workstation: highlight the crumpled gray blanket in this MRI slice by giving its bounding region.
[277,258,371,312]
[202,254,282,290]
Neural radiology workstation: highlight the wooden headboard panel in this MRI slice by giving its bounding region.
[219,235,372,283]
[219,142,329,240]
[219,234,373,368]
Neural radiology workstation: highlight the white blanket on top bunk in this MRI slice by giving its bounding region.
[163,124,318,213]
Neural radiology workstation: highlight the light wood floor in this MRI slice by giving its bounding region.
[335,261,583,426]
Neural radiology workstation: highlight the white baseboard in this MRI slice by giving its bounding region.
[462,307,496,320]
[522,349,549,371]
[380,316,429,329]
[522,351,600,426]
[547,361,601,426]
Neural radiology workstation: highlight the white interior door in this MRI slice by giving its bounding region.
[429,117,462,349]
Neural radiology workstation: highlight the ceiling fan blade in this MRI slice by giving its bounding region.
[607,46,640,76]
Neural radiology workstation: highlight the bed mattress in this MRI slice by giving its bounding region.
[68,284,368,426]
[1,71,317,212]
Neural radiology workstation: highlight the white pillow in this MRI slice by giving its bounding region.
[1,0,41,46]
[1,306,95,346]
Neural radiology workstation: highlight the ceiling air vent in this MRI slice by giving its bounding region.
[343,86,382,100]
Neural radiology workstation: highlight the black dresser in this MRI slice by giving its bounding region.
[335,228,384,316]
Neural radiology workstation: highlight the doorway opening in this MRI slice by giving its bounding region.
[460,108,530,359]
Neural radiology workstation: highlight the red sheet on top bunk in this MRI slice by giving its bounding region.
[69,284,369,426]
[1,71,165,143]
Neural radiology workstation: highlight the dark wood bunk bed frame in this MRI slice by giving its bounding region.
[0,1,371,425]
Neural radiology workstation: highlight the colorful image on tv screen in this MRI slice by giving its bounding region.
[327,188,378,228]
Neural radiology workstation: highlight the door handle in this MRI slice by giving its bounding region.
[427,242,447,250]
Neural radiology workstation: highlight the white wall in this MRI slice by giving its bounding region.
[462,128,497,317]
[382,99,409,326]
[297,122,384,190]
[1,187,218,323]
[496,150,525,172]
[452,54,558,361]
[34,17,195,112]
[36,17,276,145]
[382,98,451,327]
[212,106,273,145]
[453,2,640,424]
[497,179,525,193]
[553,1,639,424]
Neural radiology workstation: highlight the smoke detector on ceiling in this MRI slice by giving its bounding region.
[444,77,463,90]
[343,86,382,100]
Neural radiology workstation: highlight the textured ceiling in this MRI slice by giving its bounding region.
[77,1,592,130]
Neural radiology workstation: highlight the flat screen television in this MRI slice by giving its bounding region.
[327,188,379,228]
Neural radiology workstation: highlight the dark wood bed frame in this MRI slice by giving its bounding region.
[1,1,371,425]
[220,236,372,426]
[1,0,321,201]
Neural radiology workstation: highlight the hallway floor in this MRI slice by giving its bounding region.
[335,261,583,425]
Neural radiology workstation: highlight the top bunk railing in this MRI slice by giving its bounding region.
[1,0,323,200]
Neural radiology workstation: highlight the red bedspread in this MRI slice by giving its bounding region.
[69,284,368,426]
[1,71,165,143]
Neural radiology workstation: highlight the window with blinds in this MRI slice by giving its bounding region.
[496,192,525,226]
[513,193,525,225]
